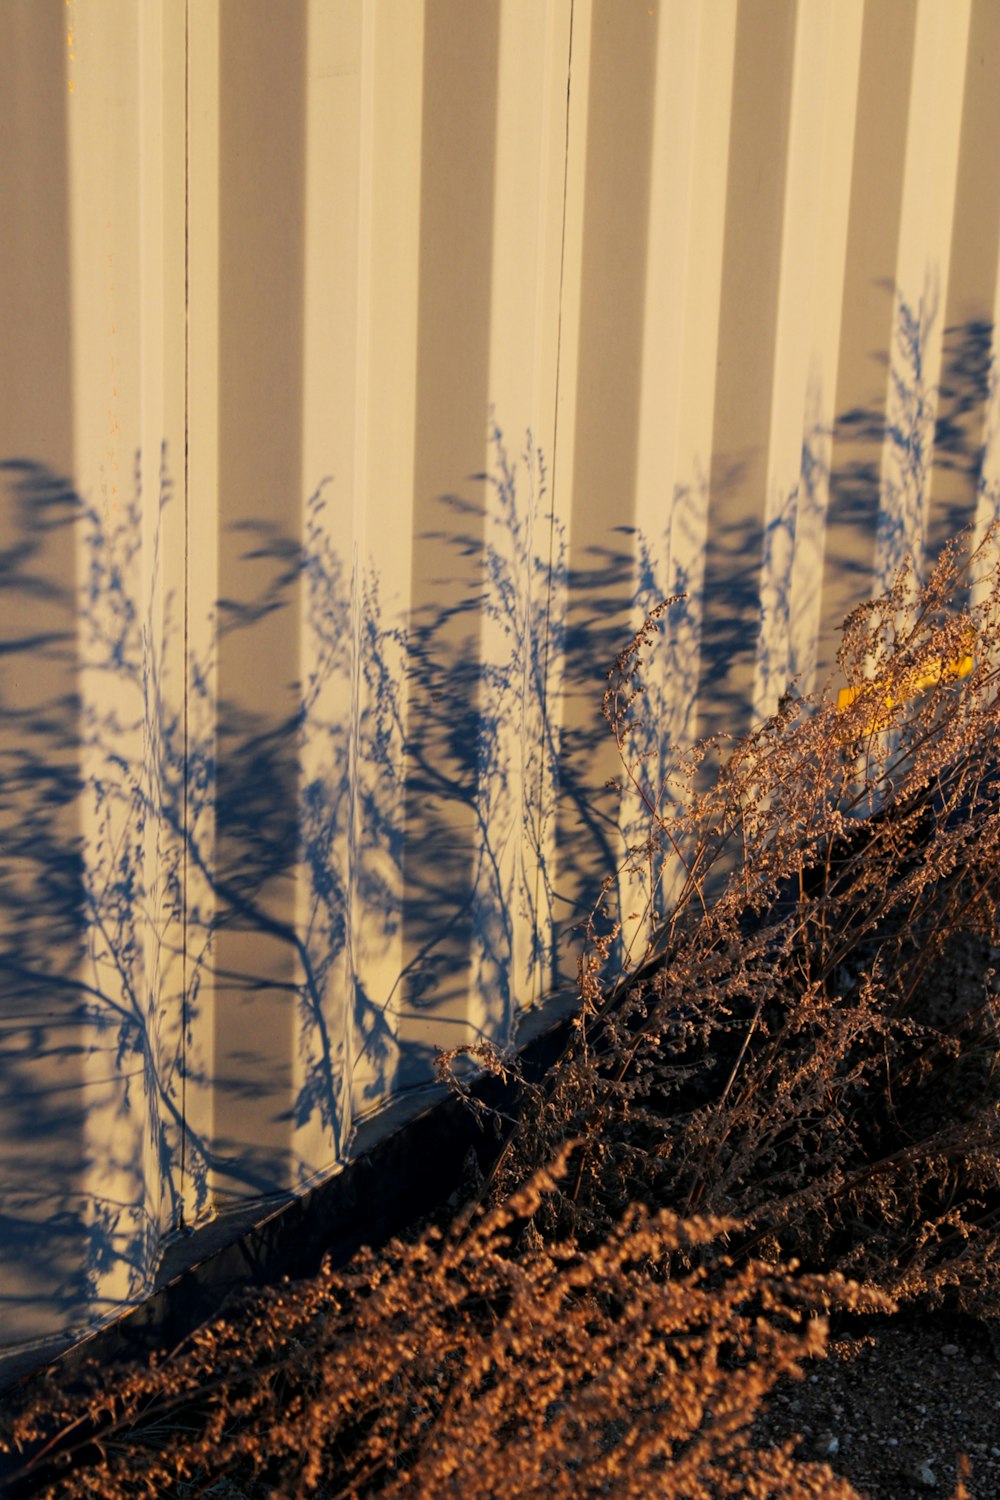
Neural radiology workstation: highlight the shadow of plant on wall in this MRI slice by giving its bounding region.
[2,294,997,1350]
[399,425,567,1058]
[0,426,569,1348]
[0,459,103,1341]
[0,453,226,1337]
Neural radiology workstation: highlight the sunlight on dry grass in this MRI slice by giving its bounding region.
[3,530,998,1497]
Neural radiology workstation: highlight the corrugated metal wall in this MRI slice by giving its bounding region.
[2,0,999,1360]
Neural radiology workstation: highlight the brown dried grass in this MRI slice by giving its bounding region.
[3,531,998,1498]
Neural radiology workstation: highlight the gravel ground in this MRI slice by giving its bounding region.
[748,923,1000,1499]
[753,1308,1000,1497]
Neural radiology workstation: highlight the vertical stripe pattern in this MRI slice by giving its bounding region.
[2,0,999,1364]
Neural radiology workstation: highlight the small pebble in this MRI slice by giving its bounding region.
[911,1459,937,1488]
[941,1343,960,1357]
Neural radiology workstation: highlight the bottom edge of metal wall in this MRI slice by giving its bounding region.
[0,988,579,1422]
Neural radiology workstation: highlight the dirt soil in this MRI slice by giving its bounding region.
[747,921,1000,1497]
[753,1307,1000,1497]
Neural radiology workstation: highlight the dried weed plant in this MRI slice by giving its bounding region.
[0,1152,885,1499]
[3,532,999,1498]
[483,528,1000,1313]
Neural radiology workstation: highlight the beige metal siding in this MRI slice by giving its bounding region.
[2,0,999,1360]
[1,0,81,1349]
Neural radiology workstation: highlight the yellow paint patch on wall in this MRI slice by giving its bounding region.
[837,628,975,729]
